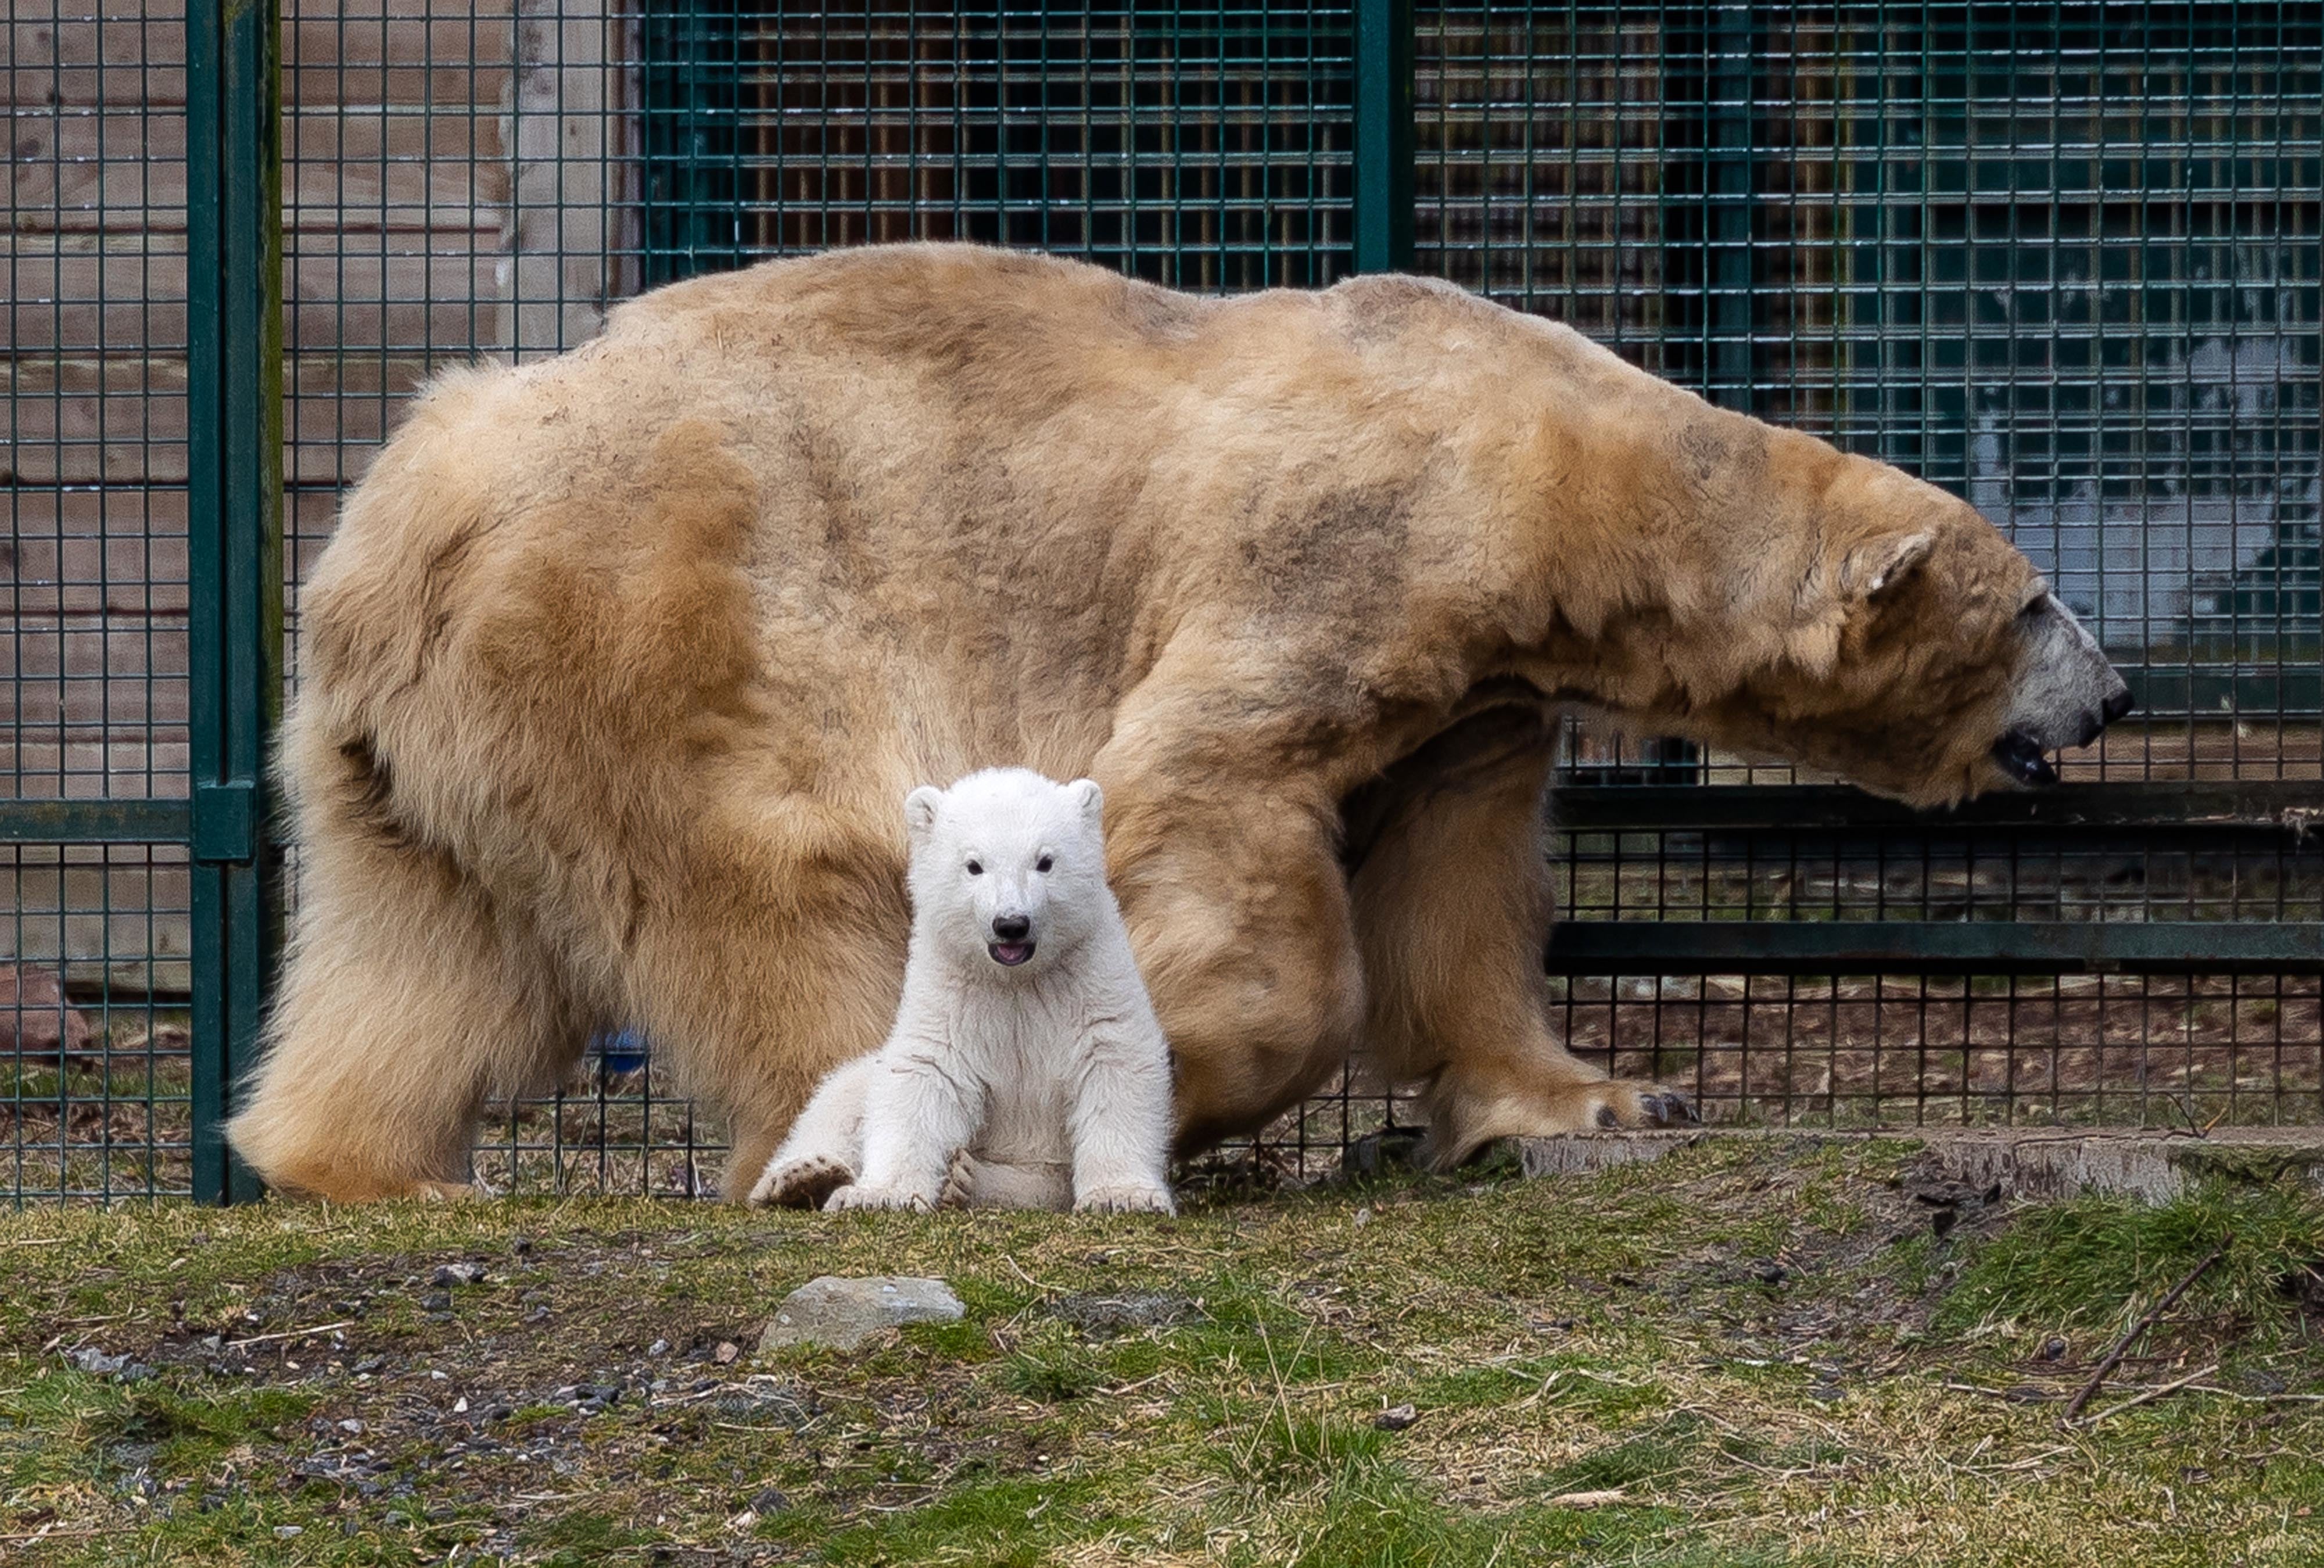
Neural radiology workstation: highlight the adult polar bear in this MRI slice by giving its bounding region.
[229,243,2131,1201]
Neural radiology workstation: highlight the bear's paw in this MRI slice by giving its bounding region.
[824,1183,935,1214]
[750,1154,856,1210]
[1073,1183,1177,1217]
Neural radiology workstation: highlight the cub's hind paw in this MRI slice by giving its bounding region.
[938,1150,979,1211]
[824,1183,934,1214]
[1073,1183,1177,1217]
[749,1154,856,1210]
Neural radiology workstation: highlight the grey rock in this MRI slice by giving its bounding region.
[758,1275,964,1353]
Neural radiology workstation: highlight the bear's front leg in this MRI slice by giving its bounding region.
[1096,765,1368,1153]
[749,1054,878,1209]
[1344,706,1696,1167]
[1064,981,1178,1217]
[826,1038,981,1212]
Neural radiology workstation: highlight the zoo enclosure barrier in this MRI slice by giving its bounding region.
[4,0,2319,1204]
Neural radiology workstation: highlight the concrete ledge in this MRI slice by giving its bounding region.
[1516,1127,2324,1203]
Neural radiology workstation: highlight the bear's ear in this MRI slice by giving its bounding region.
[1840,529,1935,603]
[903,786,944,842]
[1066,778,1104,824]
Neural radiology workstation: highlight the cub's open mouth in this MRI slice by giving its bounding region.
[988,941,1035,967]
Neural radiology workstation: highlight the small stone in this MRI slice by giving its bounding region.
[273,1526,304,1539]
[511,1237,535,1256]
[421,1291,452,1313]
[338,1419,365,1435]
[1374,1404,1419,1431]
[453,1397,469,1414]
[1353,1207,1372,1227]
[431,1262,487,1287]
[1755,1262,1788,1286]
[713,1341,740,1365]
[429,1370,450,1383]
[2038,1337,2068,1362]
[756,1276,965,1354]
[648,1339,671,1357]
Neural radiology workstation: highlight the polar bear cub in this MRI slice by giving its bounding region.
[749,768,1177,1215]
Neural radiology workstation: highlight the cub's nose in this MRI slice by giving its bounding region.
[2101,689,2136,724]
[991,913,1031,942]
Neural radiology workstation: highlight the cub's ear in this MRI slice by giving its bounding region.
[903,786,944,842]
[1066,778,1104,824]
[1840,529,1935,602]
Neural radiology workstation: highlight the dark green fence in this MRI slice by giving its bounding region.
[5,1,2317,1203]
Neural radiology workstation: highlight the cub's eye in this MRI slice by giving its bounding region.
[1036,855,1054,873]
[965,860,983,876]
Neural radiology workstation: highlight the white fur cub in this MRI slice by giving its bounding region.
[749,768,1176,1215]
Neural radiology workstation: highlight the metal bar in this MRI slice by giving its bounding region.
[0,802,196,845]
[1555,783,2324,833]
[1353,0,1412,272]
[1706,1,1753,408]
[185,0,284,1206]
[1547,920,2324,975]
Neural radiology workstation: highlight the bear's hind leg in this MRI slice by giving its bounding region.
[228,832,584,1202]
[1344,708,1695,1169]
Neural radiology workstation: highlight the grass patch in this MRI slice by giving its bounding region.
[0,1145,2317,1565]
[1941,1179,2324,1350]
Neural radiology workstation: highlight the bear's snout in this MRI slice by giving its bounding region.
[988,911,1036,968]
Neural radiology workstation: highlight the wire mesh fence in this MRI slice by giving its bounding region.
[5,0,2319,1203]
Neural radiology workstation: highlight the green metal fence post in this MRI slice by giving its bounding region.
[185,0,285,1205]
[1706,2,1754,408]
[1354,0,1414,274]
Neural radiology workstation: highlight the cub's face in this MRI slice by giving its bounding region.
[904,769,1113,973]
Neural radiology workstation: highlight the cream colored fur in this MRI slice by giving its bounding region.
[749,769,1175,1215]
[227,243,2123,1200]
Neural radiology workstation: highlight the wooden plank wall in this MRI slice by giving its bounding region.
[6,0,634,991]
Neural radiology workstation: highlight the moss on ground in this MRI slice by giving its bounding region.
[2,1140,2319,1566]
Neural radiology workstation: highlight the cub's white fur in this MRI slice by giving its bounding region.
[748,768,1176,1215]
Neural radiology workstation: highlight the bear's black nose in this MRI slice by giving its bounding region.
[992,914,1031,941]
[2102,689,2136,723]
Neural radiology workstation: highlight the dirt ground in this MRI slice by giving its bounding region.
[2,1139,2319,1566]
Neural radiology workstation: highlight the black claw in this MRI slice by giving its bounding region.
[1642,1092,1700,1127]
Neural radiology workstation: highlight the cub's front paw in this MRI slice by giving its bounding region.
[1073,1183,1177,1217]
[749,1154,856,1210]
[823,1184,934,1214]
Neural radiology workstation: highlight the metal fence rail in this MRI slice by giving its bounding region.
[4,0,2317,1204]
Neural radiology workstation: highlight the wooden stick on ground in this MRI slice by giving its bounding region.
[2079,1363,2221,1429]
[2060,1240,2231,1427]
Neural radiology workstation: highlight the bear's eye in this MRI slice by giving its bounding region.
[965,859,983,876]
[1036,855,1054,873]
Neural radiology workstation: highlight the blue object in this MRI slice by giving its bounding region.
[592,1027,650,1075]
